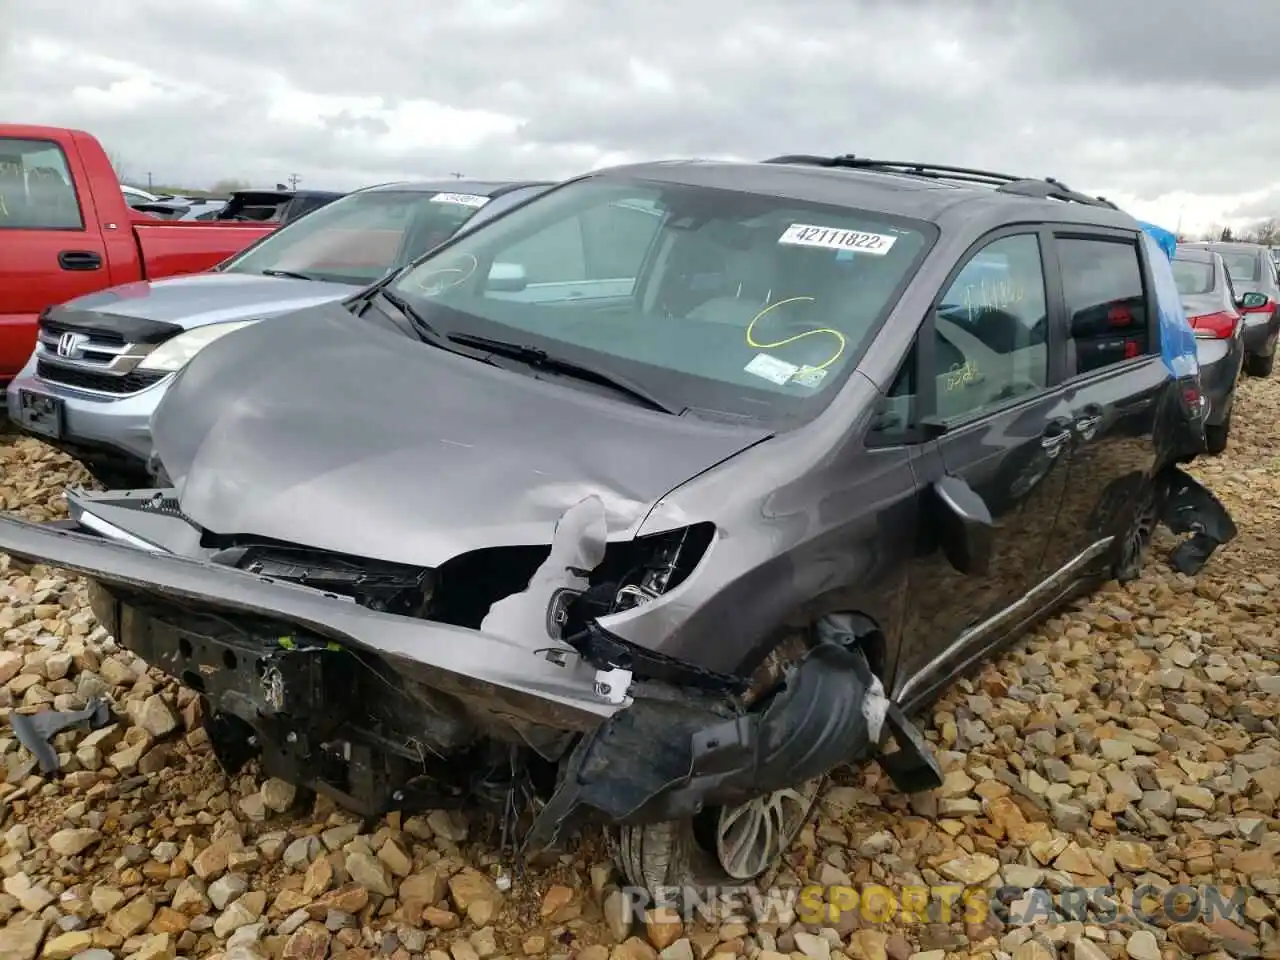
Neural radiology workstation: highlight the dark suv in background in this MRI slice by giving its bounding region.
[0,154,1230,903]
[1181,240,1280,376]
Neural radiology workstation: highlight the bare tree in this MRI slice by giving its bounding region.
[1255,218,1280,247]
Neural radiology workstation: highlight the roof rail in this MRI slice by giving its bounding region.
[761,154,1118,210]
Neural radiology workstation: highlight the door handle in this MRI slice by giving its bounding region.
[1073,403,1104,437]
[1040,418,1072,456]
[58,250,102,271]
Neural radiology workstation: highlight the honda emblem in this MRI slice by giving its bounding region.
[56,332,88,359]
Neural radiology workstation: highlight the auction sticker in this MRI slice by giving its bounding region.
[745,353,800,385]
[431,193,490,208]
[779,223,897,255]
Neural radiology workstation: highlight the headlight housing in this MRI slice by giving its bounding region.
[137,320,258,373]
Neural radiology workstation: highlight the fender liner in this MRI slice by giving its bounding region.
[524,637,886,850]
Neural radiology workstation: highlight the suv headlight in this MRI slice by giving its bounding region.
[137,320,258,373]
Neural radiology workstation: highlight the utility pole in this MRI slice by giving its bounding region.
[288,173,301,190]
[147,172,153,190]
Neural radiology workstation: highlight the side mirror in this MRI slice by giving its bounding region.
[1233,293,1246,307]
[1241,291,1268,309]
[486,262,528,292]
[931,474,994,576]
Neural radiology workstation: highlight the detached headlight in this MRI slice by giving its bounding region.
[137,320,258,373]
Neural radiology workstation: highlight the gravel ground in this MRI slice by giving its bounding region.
[2,377,1280,960]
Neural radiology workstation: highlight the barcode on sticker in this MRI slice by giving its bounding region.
[779,224,897,255]
[431,193,490,208]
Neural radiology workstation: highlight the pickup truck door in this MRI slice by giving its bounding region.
[0,134,109,381]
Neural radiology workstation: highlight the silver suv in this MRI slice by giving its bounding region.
[6,179,549,485]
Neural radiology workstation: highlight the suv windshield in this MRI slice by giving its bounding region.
[1172,258,1214,295]
[223,189,492,285]
[388,176,932,422]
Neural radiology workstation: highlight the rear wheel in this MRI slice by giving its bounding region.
[1245,351,1275,378]
[1114,477,1163,583]
[615,635,826,900]
[1205,413,1232,455]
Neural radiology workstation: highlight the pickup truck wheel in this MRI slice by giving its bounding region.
[86,464,152,491]
[615,634,826,900]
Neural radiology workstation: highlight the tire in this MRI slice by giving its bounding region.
[1205,414,1231,456]
[1245,351,1275,378]
[615,635,827,902]
[1113,476,1165,583]
[616,779,826,900]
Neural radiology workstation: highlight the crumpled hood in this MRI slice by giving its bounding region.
[55,272,359,331]
[151,302,772,567]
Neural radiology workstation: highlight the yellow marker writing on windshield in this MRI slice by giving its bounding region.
[746,296,847,372]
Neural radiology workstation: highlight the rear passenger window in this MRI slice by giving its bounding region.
[1057,237,1149,374]
[0,138,83,230]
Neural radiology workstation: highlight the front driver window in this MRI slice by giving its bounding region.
[874,234,1048,437]
[932,233,1049,420]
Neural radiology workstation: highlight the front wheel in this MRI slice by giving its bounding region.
[615,634,827,901]
[616,778,825,897]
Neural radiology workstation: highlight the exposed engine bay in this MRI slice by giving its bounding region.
[52,489,925,856]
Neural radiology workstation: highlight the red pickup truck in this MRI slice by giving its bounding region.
[0,125,276,384]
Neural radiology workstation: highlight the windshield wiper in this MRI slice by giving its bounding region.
[375,289,447,343]
[446,333,682,415]
[260,269,315,281]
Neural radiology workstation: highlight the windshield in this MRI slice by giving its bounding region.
[223,189,492,285]
[1172,258,1214,295]
[388,176,932,422]
[1219,251,1261,284]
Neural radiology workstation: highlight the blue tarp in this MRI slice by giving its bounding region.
[1138,226,1198,378]
[1139,220,1178,262]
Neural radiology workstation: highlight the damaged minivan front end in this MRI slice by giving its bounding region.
[0,485,906,859]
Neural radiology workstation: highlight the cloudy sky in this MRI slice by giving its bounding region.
[1,0,1275,235]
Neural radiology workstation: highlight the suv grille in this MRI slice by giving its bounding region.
[40,319,126,348]
[34,317,164,395]
[36,359,166,395]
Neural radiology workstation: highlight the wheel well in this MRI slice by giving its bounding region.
[736,612,888,687]
[837,613,887,680]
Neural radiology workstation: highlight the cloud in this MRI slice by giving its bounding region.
[0,0,1275,234]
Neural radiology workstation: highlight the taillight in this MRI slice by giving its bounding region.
[1188,311,1239,339]
[1178,379,1205,420]
[1241,297,1275,314]
[1108,305,1134,327]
